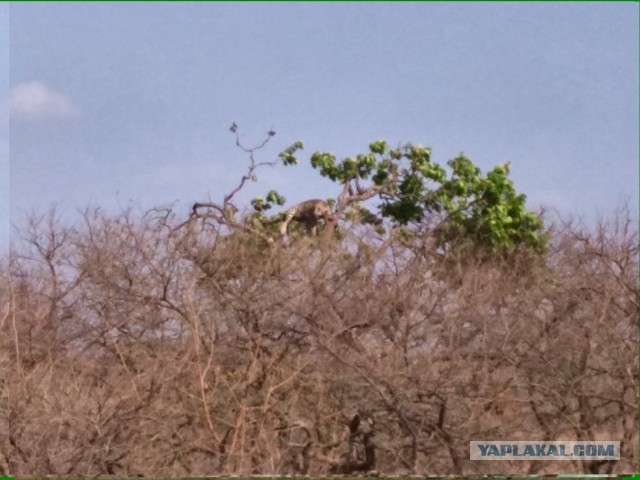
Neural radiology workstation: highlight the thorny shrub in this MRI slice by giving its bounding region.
[0,205,637,476]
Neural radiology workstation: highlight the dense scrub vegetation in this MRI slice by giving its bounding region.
[0,132,636,475]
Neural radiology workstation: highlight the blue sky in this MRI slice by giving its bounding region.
[1,4,7,248]
[4,2,639,248]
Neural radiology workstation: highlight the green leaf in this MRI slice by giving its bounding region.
[369,141,388,155]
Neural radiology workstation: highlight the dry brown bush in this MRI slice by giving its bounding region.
[0,204,637,476]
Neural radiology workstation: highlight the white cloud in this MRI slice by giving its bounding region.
[10,81,78,121]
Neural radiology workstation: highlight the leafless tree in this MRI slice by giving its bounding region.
[1,139,636,476]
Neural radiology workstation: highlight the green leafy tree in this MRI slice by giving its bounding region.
[274,140,547,254]
[190,125,546,255]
